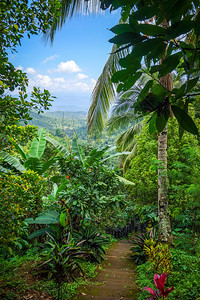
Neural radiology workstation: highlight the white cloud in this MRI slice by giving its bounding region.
[42,54,59,64]
[54,77,65,83]
[34,74,52,88]
[73,82,90,92]
[25,67,36,75]
[56,60,81,73]
[25,65,94,94]
[16,65,23,71]
[77,73,88,80]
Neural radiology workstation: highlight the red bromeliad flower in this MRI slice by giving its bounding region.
[143,273,174,299]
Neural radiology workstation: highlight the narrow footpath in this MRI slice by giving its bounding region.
[73,239,139,300]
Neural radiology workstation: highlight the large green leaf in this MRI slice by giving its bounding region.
[110,24,132,34]
[0,151,25,173]
[119,54,141,69]
[186,76,199,93]
[24,157,43,174]
[175,76,199,99]
[8,136,27,160]
[45,135,69,155]
[171,105,199,136]
[120,72,142,92]
[130,6,156,21]
[29,128,46,159]
[156,115,168,133]
[132,39,165,58]
[165,20,194,40]
[85,148,108,165]
[42,157,57,174]
[159,52,182,77]
[116,175,135,186]
[59,212,66,227]
[28,228,53,239]
[109,32,142,46]
[112,69,130,83]
[149,113,157,134]
[25,210,59,225]
[137,24,166,36]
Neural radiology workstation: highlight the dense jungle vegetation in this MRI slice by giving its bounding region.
[1,0,200,299]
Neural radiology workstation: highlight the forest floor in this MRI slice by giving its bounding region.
[73,238,139,300]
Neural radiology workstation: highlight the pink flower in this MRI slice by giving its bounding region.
[143,273,174,299]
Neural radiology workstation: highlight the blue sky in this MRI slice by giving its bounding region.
[11,11,120,111]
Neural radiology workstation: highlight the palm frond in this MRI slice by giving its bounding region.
[116,122,143,152]
[115,122,143,173]
[45,0,101,42]
[88,44,129,135]
[123,144,137,173]
[111,98,136,115]
[107,111,137,132]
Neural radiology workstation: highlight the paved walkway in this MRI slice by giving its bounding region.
[73,239,139,300]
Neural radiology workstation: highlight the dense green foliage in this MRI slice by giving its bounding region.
[1,0,200,298]
[137,234,200,299]
[0,0,61,149]
[0,170,46,255]
[125,116,200,230]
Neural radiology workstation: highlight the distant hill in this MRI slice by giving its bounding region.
[28,111,87,139]
[27,110,120,150]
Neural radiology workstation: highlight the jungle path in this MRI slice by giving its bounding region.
[73,239,139,300]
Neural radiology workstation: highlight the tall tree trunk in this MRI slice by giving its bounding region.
[158,19,173,244]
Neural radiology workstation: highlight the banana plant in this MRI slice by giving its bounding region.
[0,128,57,175]
[72,131,131,166]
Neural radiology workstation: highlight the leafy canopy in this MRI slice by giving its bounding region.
[0,0,61,148]
[99,0,200,136]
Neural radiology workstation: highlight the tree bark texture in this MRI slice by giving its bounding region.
[158,19,173,244]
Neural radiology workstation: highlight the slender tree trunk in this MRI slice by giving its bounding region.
[158,126,172,243]
[158,19,173,244]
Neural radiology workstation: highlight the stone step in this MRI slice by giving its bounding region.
[74,286,136,298]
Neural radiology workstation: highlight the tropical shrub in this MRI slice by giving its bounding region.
[130,229,157,264]
[144,243,172,275]
[143,273,174,299]
[72,227,110,263]
[137,247,200,299]
[38,233,88,283]
[0,170,46,254]
[56,153,128,229]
